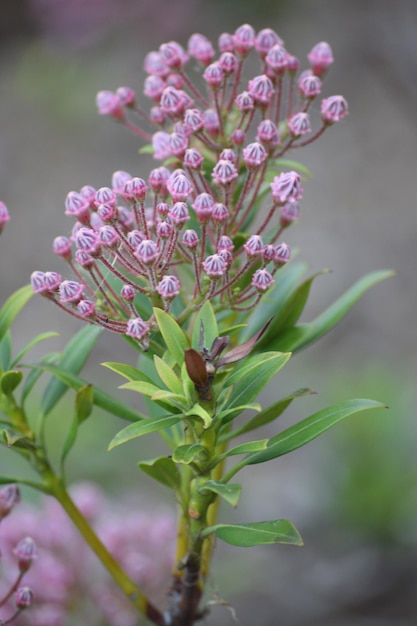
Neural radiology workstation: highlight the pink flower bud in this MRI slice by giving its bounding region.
[256,119,280,146]
[0,201,10,233]
[152,131,172,160]
[169,201,190,227]
[144,75,166,101]
[192,193,214,222]
[218,248,233,267]
[243,142,268,168]
[97,202,117,223]
[149,167,169,193]
[255,28,282,58]
[53,236,72,260]
[321,95,349,124]
[218,32,235,53]
[167,172,193,202]
[117,206,134,229]
[144,51,169,77]
[65,191,90,222]
[252,268,274,292]
[184,108,205,133]
[0,484,20,520]
[80,184,97,208]
[212,159,238,185]
[248,74,274,105]
[274,242,291,266]
[169,131,189,158]
[157,219,173,239]
[135,239,159,265]
[60,280,84,304]
[120,284,136,303]
[211,202,229,224]
[75,249,95,268]
[235,91,254,112]
[112,170,133,193]
[122,177,148,203]
[96,90,124,119]
[271,171,303,205]
[280,202,300,226]
[160,86,184,115]
[217,235,234,251]
[126,317,150,340]
[231,128,246,145]
[156,202,170,217]
[159,41,188,70]
[75,227,99,254]
[298,74,322,99]
[219,148,236,163]
[234,24,256,56]
[265,44,288,75]
[183,148,204,170]
[95,187,117,207]
[116,86,135,107]
[219,52,238,74]
[15,586,34,609]
[287,54,300,75]
[287,112,311,138]
[167,73,184,89]
[182,229,199,249]
[14,536,37,572]
[203,62,224,89]
[157,275,181,300]
[203,253,226,278]
[244,234,264,258]
[150,105,166,124]
[98,225,119,248]
[188,34,215,65]
[77,299,96,318]
[307,41,334,76]
[44,271,62,292]
[262,244,276,262]
[203,109,220,135]
[31,271,47,294]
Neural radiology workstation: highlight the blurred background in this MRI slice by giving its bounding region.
[0,0,416,624]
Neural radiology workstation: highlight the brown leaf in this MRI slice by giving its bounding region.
[216,318,274,367]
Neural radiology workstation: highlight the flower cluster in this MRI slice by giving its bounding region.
[0,483,175,626]
[31,25,348,348]
[0,485,36,625]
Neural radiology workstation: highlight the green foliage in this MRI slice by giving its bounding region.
[201,519,303,547]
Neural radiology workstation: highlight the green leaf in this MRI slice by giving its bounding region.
[247,399,386,465]
[275,270,395,353]
[138,456,180,489]
[217,403,262,425]
[0,370,23,395]
[1,428,37,451]
[222,352,291,411]
[121,380,163,398]
[61,385,94,465]
[0,330,12,370]
[191,301,219,351]
[268,158,312,178]
[241,262,308,342]
[222,439,268,458]
[10,332,60,368]
[0,475,49,493]
[172,444,209,465]
[199,481,241,507]
[153,355,184,394]
[21,353,59,404]
[151,390,188,410]
[102,362,155,384]
[224,388,314,440]
[185,403,213,428]
[108,414,182,449]
[153,308,188,367]
[0,286,33,344]
[41,325,102,416]
[26,362,147,422]
[201,519,303,547]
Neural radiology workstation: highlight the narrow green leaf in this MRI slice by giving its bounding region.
[199,481,241,507]
[121,380,162,398]
[26,362,147,422]
[138,456,180,489]
[268,270,329,337]
[185,403,213,428]
[21,353,59,405]
[224,439,268,457]
[153,355,183,394]
[247,399,386,465]
[0,370,23,395]
[102,362,154,384]
[10,332,60,368]
[0,285,33,344]
[217,403,262,425]
[240,261,308,342]
[61,385,94,465]
[222,352,291,410]
[172,444,209,465]
[224,389,314,440]
[191,301,219,351]
[275,270,395,353]
[0,330,12,370]
[0,475,49,493]
[201,519,303,547]
[151,390,188,410]
[153,308,188,367]
[108,414,182,449]
[41,325,102,416]
[2,428,37,451]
